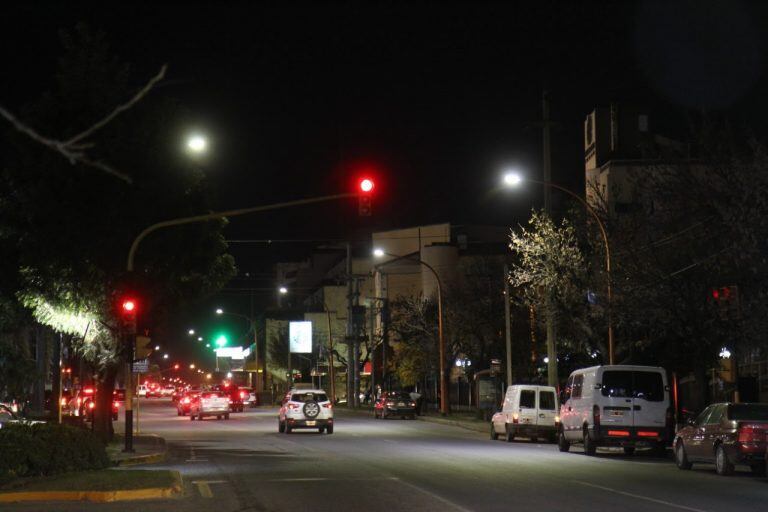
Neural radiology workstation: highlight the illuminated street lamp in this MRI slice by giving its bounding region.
[163,353,169,359]
[503,171,614,365]
[186,134,208,154]
[189,363,196,370]
[278,286,288,294]
[188,329,195,336]
[154,345,160,351]
[197,337,203,342]
[215,308,224,315]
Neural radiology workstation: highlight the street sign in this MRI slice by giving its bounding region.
[133,358,149,373]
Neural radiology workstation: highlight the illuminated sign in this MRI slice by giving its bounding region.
[289,321,312,353]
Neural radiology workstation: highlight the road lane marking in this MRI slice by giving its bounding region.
[390,477,473,512]
[573,481,708,512]
[192,480,227,499]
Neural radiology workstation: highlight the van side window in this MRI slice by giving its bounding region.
[520,390,536,409]
[563,376,574,402]
[572,375,583,399]
[539,391,556,410]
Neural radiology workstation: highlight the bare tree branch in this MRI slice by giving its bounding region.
[0,64,168,184]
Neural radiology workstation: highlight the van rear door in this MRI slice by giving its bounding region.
[631,370,667,429]
[537,389,558,427]
[518,388,537,426]
[599,370,635,428]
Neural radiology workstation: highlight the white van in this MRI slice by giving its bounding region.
[490,385,560,443]
[137,385,148,398]
[558,365,673,456]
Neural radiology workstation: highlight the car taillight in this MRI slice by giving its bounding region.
[593,405,601,429]
[113,401,119,409]
[322,403,333,409]
[386,401,395,406]
[77,398,82,406]
[288,403,300,409]
[88,402,95,410]
[738,423,767,444]
[607,430,630,437]
[228,399,233,404]
[240,391,246,398]
[183,397,190,404]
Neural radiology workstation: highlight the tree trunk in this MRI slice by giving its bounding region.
[93,363,118,443]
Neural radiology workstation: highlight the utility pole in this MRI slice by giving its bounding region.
[353,278,361,407]
[346,242,355,407]
[543,90,558,388]
[504,265,513,388]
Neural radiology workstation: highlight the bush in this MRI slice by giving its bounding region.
[0,423,109,483]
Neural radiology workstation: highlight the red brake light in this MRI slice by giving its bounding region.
[88,402,95,410]
[113,401,119,409]
[183,397,190,404]
[637,431,659,438]
[240,391,246,398]
[607,430,630,437]
[322,403,333,409]
[288,403,300,409]
[738,424,767,444]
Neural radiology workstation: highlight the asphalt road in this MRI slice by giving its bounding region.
[6,399,768,511]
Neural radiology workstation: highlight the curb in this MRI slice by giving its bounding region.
[416,415,488,434]
[114,451,167,467]
[0,470,183,503]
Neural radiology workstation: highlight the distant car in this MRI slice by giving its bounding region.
[189,391,230,421]
[674,402,768,476]
[278,389,333,434]
[177,391,200,416]
[146,384,161,398]
[223,386,249,412]
[238,387,258,407]
[374,391,416,420]
[137,385,148,398]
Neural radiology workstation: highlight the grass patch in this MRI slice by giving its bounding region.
[1,469,176,493]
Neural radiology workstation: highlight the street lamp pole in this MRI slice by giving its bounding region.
[373,250,449,416]
[508,176,614,365]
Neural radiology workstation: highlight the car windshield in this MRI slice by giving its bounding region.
[291,392,328,403]
[387,393,412,401]
[729,404,768,421]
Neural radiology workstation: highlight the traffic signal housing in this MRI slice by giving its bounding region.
[708,285,740,320]
[358,177,374,216]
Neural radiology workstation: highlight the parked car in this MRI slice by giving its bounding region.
[374,391,417,419]
[558,365,673,456]
[491,385,559,442]
[0,403,45,429]
[176,390,201,416]
[674,402,768,475]
[189,391,230,421]
[137,384,149,398]
[278,389,334,434]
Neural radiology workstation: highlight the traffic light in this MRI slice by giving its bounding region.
[173,364,180,370]
[215,334,228,348]
[358,177,374,216]
[708,285,740,320]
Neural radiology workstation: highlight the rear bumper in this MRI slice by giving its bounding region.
[509,424,557,437]
[198,408,230,416]
[287,418,333,429]
[592,426,670,446]
[727,442,767,465]
[384,407,416,415]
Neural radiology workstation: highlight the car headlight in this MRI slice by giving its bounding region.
[555,415,560,423]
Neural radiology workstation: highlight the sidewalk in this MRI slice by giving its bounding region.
[108,434,168,466]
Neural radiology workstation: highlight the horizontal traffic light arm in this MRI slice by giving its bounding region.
[127,193,359,271]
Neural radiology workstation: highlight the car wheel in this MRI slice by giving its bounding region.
[327,425,333,434]
[623,447,636,456]
[286,423,292,434]
[490,424,499,440]
[177,410,181,416]
[674,441,692,470]
[750,462,766,476]
[558,429,570,452]
[225,414,230,420]
[278,420,285,433]
[715,444,735,476]
[505,425,514,443]
[319,427,325,433]
[583,428,597,456]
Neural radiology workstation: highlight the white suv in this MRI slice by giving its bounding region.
[278,389,334,434]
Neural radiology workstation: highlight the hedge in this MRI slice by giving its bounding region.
[0,422,109,483]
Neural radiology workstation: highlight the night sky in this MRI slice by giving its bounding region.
[4,1,767,357]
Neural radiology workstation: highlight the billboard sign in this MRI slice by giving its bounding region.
[289,321,312,353]
[215,346,247,359]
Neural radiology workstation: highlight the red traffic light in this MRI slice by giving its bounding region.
[121,298,137,313]
[359,178,374,193]
[173,364,180,370]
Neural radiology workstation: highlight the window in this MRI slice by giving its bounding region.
[539,391,556,411]
[729,404,768,421]
[572,375,584,399]
[563,376,574,402]
[601,371,664,402]
[707,404,726,425]
[696,406,714,427]
[520,390,536,409]
[291,392,328,403]
[633,372,664,402]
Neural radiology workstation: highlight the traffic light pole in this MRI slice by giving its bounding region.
[123,322,136,453]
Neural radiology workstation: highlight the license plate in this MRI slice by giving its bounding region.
[611,411,624,417]
[306,421,316,426]
[398,402,405,407]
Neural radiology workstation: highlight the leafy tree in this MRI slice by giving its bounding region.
[0,26,235,439]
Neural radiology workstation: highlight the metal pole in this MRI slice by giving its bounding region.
[123,321,136,453]
[135,372,140,434]
[326,308,336,403]
[353,278,361,407]
[369,297,375,406]
[504,265,513,388]
[542,90,558,388]
[346,243,354,407]
[57,334,63,424]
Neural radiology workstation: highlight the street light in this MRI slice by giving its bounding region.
[278,286,288,294]
[197,337,203,342]
[215,308,224,315]
[163,353,169,360]
[188,329,195,336]
[503,172,615,365]
[373,248,449,416]
[186,134,208,154]
[154,345,160,351]
[189,363,196,369]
